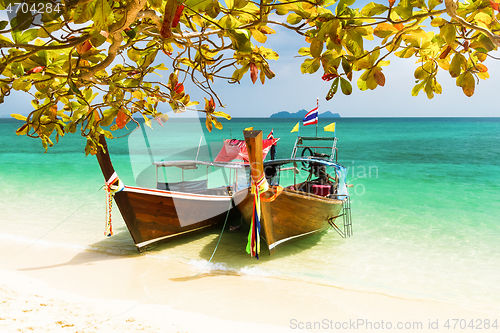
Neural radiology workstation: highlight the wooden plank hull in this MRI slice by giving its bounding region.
[233,187,344,254]
[96,135,234,251]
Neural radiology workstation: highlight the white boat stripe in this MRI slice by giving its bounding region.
[124,186,231,202]
[136,225,213,248]
[268,228,326,250]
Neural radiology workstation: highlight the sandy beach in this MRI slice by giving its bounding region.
[0,239,498,333]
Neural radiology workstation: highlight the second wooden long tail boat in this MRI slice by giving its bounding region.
[233,130,352,256]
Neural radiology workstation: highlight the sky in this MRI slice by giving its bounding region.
[1,4,500,118]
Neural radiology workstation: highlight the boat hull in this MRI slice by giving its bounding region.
[233,187,344,254]
[96,135,235,251]
[121,186,234,250]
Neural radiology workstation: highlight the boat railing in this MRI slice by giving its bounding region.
[291,136,338,162]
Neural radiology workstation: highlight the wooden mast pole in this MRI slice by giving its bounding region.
[243,130,274,254]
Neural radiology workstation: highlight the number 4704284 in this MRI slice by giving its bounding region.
[4,2,61,14]
[444,319,498,330]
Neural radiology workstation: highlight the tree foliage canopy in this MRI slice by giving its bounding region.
[0,0,498,152]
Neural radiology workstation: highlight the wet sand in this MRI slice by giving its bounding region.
[0,240,497,332]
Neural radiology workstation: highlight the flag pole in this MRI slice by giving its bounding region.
[315,97,319,137]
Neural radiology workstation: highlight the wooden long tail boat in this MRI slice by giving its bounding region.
[233,130,352,255]
[96,135,242,251]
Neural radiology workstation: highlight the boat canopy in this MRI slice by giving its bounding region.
[214,138,279,163]
[264,157,345,171]
[153,160,246,169]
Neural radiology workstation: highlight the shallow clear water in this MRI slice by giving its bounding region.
[1,116,499,310]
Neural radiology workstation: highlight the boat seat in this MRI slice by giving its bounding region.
[157,179,208,193]
[311,184,331,197]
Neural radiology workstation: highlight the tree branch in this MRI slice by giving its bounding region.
[445,0,500,47]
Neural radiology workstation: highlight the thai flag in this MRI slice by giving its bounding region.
[267,128,274,140]
[303,99,319,126]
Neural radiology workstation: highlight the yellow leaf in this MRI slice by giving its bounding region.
[434,80,442,94]
[373,23,397,38]
[132,90,143,100]
[460,72,475,97]
[474,12,492,26]
[477,71,489,80]
[143,116,153,129]
[436,59,450,71]
[212,111,232,120]
[251,29,267,43]
[213,119,223,130]
[11,114,27,121]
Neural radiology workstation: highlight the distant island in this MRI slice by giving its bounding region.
[270,109,340,118]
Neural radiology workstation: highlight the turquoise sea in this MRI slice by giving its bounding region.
[1,115,499,311]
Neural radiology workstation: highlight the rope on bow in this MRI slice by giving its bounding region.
[246,173,266,258]
[104,172,124,237]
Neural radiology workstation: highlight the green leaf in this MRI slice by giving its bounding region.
[100,108,119,127]
[440,23,456,46]
[458,71,475,97]
[336,0,355,15]
[69,80,82,96]
[13,29,38,44]
[11,62,24,77]
[414,66,428,80]
[219,14,239,29]
[317,20,334,42]
[339,77,352,95]
[206,1,221,18]
[424,78,434,99]
[300,58,321,74]
[395,0,413,20]
[186,0,211,11]
[341,57,351,75]
[234,0,248,9]
[394,46,415,58]
[127,48,142,63]
[0,21,8,30]
[287,13,303,25]
[360,2,389,16]
[141,50,158,68]
[470,34,495,52]
[449,53,464,78]
[431,17,447,27]
[12,79,31,92]
[227,29,252,53]
[73,0,97,24]
[94,0,115,32]
[90,29,107,47]
[344,30,363,57]
[310,39,323,58]
[326,77,340,100]
[411,80,425,96]
[12,10,33,31]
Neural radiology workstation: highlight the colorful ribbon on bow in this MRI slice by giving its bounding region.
[246,173,269,259]
[104,172,124,237]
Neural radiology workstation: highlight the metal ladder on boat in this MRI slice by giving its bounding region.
[328,197,352,238]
